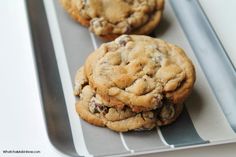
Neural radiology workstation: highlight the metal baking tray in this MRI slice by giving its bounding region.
[26,0,236,156]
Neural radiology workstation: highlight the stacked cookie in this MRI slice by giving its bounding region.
[74,35,195,132]
[61,0,164,40]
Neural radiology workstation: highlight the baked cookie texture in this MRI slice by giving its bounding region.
[75,67,183,132]
[61,0,164,40]
[76,85,157,132]
[74,35,195,132]
[85,35,195,112]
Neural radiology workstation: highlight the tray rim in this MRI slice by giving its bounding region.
[26,0,236,156]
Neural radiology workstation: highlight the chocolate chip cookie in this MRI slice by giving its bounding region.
[75,66,185,132]
[85,35,196,113]
[74,35,195,132]
[61,0,164,40]
[76,84,157,132]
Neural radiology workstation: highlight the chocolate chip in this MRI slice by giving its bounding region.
[88,100,97,113]
[123,25,131,33]
[119,40,127,46]
[88,98,108,114]
[115,35,131,46]
[160,104,175,120]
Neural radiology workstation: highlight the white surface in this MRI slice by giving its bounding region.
[199,0,236,67]
[0,1,65,157]
[0,0,236,157]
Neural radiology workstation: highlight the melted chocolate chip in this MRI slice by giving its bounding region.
[88,98,108,114]
[115,35,131,46]
[159,104,175,120]
[119,40,127,46]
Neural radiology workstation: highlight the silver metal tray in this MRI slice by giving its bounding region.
[26,0,236,156]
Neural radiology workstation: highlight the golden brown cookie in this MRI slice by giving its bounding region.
[76,85,157,132]
[76,84,183,132]
[74,66,88,95]
[61,0,164,40]
[74,66,188,132]
[85,35,196,113]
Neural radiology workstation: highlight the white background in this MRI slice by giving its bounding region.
[0,0,236,157]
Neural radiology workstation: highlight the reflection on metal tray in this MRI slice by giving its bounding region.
[26,0,236,156]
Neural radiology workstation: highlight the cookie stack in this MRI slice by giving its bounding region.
[61,0,164,40]
[74,35,195,132]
